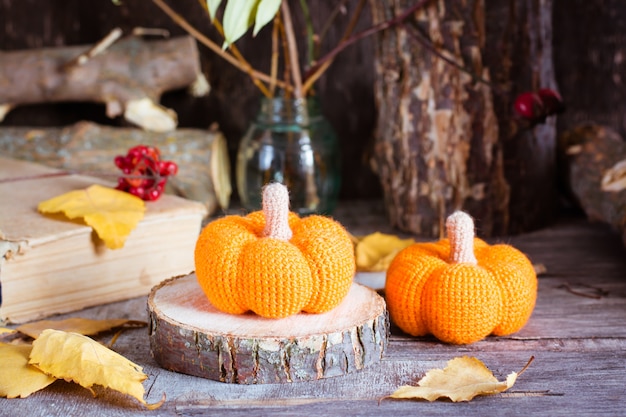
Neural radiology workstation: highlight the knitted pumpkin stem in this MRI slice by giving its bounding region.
[446,211,478,265]
[262,183,293,241]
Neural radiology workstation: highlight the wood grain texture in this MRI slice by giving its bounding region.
[559,124,626,247]
[148,275,388,384]
[0,122,231,214]
[1,202,625,416]
[0,36,199,106]
[369,0,558,237]
[0,157,207,323]
[0,36,202,131]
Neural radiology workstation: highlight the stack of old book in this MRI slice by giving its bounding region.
[0,157,207,323]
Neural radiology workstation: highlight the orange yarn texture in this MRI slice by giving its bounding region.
[194,183,355,319]
[385,211,537,344]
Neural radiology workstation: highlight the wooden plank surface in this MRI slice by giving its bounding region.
[2,201,625,416]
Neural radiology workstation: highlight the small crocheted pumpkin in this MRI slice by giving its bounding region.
[385,211,537,344]
[194,183,355,319]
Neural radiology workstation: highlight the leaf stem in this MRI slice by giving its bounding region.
[212,19,273,97]
[401,21,497,90]
[269,14,280,96]
[280,1,303,99]
[275,12,293,98]
[64,27,123,69]
[517,356,535,377]
[303,0,434,92]
[297,0,315,66]
[302,0,366,95]
[318,0,353,49]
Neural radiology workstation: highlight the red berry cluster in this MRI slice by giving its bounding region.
[114,145,178,201]
[513,88,565,125]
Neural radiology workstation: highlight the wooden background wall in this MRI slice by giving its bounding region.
[1,0,625,202]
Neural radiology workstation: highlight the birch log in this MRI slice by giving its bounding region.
[148,274,389,384]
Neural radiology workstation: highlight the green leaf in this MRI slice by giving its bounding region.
[206,0,222,21]
[222,0,260,46]
[253,0,282,36]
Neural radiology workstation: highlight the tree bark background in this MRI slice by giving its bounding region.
[553,0,626,139]
[485,0,559,235]
[370,0,557,237]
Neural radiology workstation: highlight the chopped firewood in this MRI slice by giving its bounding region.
[0,122,231,215]
[559,124,626,247]
[0,34,207,132]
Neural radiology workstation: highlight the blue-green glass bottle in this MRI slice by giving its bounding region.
[236,97,341,215]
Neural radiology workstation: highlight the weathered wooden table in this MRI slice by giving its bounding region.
[2,201,626,416]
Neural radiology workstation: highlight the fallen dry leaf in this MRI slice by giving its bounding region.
[388,356,533,402]
[355,232,415,272]
[16,318,147,339]
[0,343,56,398]
[38,184,145,249]
[29,329,163,409]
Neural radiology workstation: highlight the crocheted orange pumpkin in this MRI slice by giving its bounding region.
[385,211,537,344]
[194,183,355,319]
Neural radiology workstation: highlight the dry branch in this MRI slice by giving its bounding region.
[63,27,123,68]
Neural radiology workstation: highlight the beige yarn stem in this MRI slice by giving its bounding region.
[446,211,478,265]
[262,183,293,241]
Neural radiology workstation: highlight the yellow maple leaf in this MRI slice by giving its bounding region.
[16,318,147,339]
[29,329,164,409]
[38,184,145,250]
[0,343,56,398]
[388,356,533,402]
[355,232,415,271]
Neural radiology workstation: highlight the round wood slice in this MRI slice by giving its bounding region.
[148,273,389,384]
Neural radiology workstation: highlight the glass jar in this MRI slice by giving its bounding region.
[236,96,341,215]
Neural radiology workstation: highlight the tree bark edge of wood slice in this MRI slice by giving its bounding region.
[147,274,389,384]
